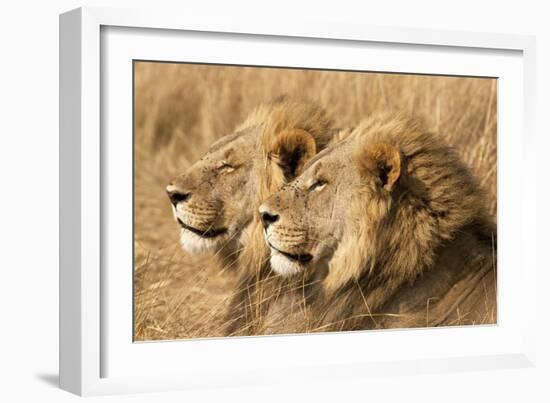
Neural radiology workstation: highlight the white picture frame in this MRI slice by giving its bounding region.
[59,6,537,396]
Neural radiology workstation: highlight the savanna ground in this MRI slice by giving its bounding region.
[133,62,497,341]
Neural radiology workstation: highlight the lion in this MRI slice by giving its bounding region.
[166,97,347,334]
[223,125,354,336]
[166,97,336,267]
[259,112,497,332]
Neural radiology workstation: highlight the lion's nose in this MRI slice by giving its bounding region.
[259,207,279,229]
[166,184,191,206]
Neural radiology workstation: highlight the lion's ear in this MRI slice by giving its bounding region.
[269,129,317,181]
[361,143,402,191]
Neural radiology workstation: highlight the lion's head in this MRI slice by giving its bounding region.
[260,113,491,297]
[166,98,336,266]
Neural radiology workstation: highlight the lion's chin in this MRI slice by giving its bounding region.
[270,251,305,277]
[179,228,226,254]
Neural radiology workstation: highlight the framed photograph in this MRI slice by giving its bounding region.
[60,6,537,396]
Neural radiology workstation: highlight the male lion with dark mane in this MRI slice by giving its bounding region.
[259,112,497,332]
[165,97,347,334]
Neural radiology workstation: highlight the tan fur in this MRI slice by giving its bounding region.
[361,143,402,191]
[260,112,496,332]
[168,97,336,268]
[166,97,348,335]
[269,129,317,181]
[225,126,353,336]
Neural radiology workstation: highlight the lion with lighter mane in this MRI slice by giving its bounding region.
[166,97,348,334]
[260,112,497,331]
[166,97,335,267]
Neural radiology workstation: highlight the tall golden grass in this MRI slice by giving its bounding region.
[133,61,496,341]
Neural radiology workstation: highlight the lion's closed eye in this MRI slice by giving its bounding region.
[217,161,237,173]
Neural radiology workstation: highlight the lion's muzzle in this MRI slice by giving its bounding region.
[166,183,190,206]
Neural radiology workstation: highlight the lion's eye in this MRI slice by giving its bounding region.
[309,179,327,191]
[217,161,236,173]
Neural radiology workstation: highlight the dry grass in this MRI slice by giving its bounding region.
[133,61,497,341]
